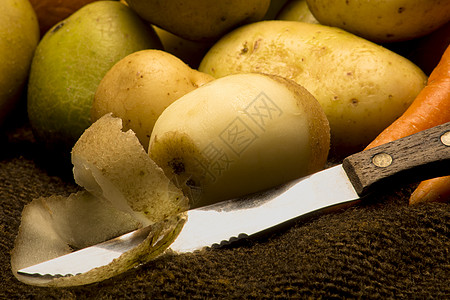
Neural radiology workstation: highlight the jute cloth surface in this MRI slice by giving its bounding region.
[1,120,448,299]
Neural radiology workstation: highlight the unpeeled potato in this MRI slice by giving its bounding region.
[92,50,214,151]
[0,0,39,125]
[199,21,427,157]
[276,0,319,24]
[29,0,97,36]
[306,0,450,43]
[152,26,213,68]
[124,0,270,41]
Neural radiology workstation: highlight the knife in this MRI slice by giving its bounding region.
[18,121,450,277]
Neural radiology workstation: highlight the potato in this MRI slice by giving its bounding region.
[306,0,450,43]
[276,0,319,24]
[92,50,214,151]
[27,1,163,154]
[263,0,290,20]
[0,0,39,126]
[385,21,450,76]
[124,0,270,41]
[199,21,427,157]
[148,73,330,208]
[152,26,213,68]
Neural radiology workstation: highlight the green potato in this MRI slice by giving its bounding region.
[27,1,162,155]
[199,21,427,157]
[124,0,270,41]
[0,0,39,125]
[149,73,330,208]
[306,0,450,43]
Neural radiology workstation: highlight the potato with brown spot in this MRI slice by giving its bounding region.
[124,0,270,41]
[199,21,427,156]
[92,49,214,151]
[306,0,450,43]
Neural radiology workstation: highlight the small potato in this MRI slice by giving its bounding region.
[306,0,450,43]
[152,26,213,69]
[149,73,330,208]
[199,21,427,157]
[92,49,214,150]
[276,0,319,24]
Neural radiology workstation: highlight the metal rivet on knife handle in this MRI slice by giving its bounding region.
[440,131,450,146]
[342,121,450,196]
[372,153,393,168]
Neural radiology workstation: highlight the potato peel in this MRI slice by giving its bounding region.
[51,212,186,288]
[11,191,187,287]
[11,191,135,286]
[72,113,189,226]
[11,114,189,286]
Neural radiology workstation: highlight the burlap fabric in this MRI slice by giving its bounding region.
[1,118,448,299]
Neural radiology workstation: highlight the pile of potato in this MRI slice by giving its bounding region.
[5,0,450,287]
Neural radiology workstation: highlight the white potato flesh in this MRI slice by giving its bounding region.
[149,73,330,208]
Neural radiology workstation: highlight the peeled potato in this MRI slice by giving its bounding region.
[149,73,330,208]
[72,113,189,226]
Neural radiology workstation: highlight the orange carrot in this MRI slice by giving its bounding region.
[365,44,450,204]
[409,176,450,205]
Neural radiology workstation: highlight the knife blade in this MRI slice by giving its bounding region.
[18,121,450,277]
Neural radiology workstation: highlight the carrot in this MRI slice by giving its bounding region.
[365,44,450,150]
[365,44,450,204]
[409,176,450,205]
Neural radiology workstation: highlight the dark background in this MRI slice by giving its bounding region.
[1,115,448,299]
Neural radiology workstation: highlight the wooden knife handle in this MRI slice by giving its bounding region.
[342,122,450,196]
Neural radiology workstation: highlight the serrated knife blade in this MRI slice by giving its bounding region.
[169,164,358,253]
[18,122,450,277]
